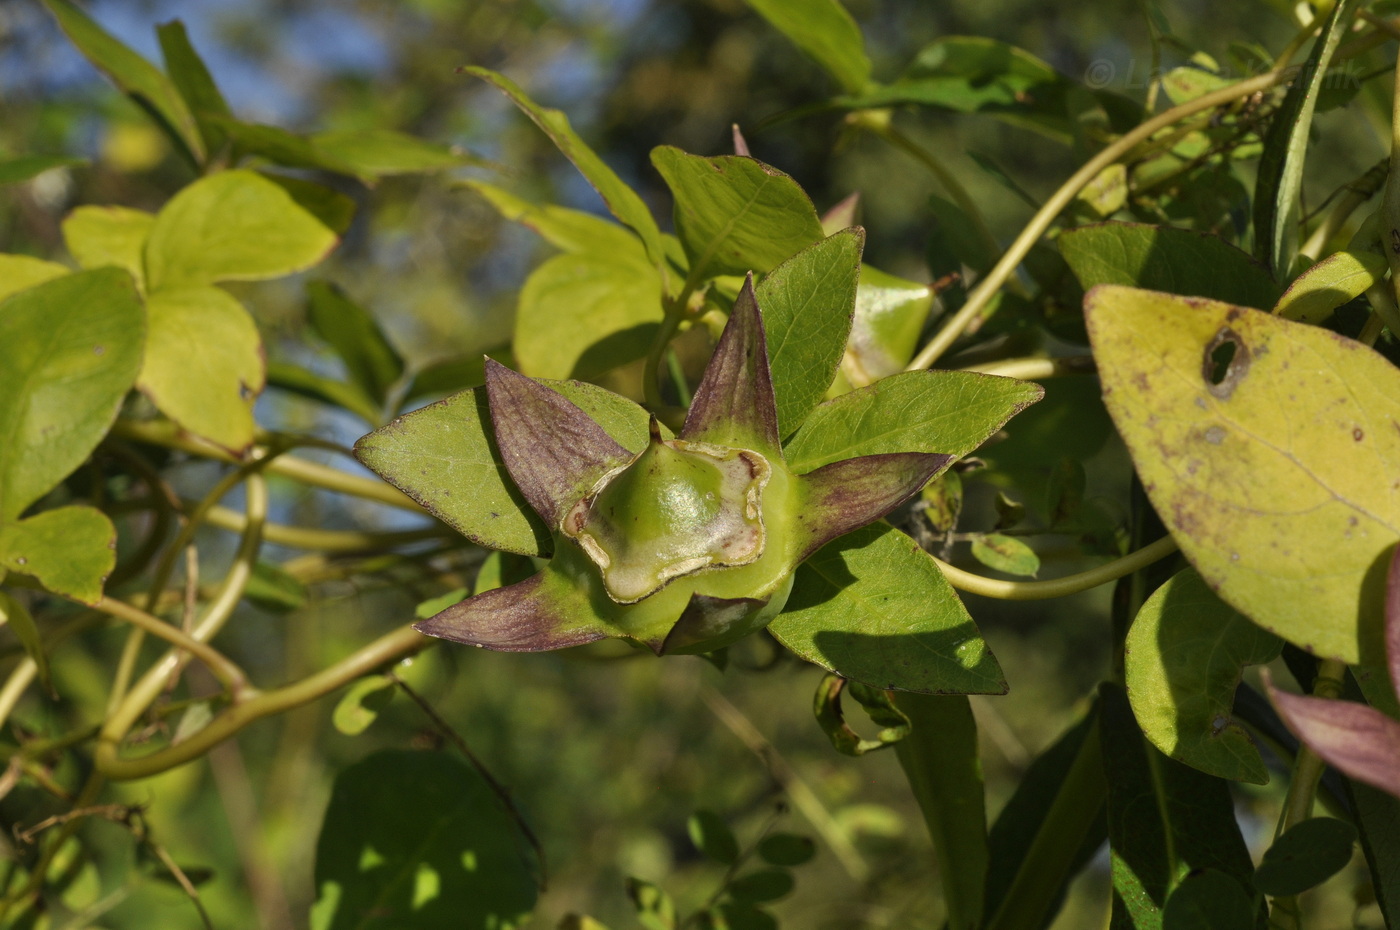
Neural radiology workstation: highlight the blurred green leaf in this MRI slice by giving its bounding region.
[265,362,381,424]
[307,281,405,406]
[814,674,911,756]
[0,589,50,692]
[1126,569,1282,784]
[969,533,1038,577]
[784,370,1042,472]
[311,750,538,930]
[1253,0,1360,276]
[145,169,339,289]
[756,228,862,438]
[404,353,508,404]
[61,205,154,288]
[840,265,934,383]
[244,561,309,613]
[0,506,116,605]
[1253,817,1357,896]
[626,877,678,930]
[471,552,536,596]
[156,19,232,156]
[1045,457,1085,528]
[0,254,69,302]
[688,811,740,865]
[464,180,642,255]
[700,903,777,930]
[1161,869,1255,930]
[0,268,143,521]
[210,116,367,179]
[740,0,871,93]
[756,833,815,866]
[355,379,663,557]
[465,67,668,272]
[921,470,962,534]
[1059,222,1280,309]
[138,286,264,454]
[727,868,794,903]
[264,175,357,236]
[43,0,204,165]
[770,523,1005,693]
[332,675,397,736]
[514,247,663,380]
[0,154,86,185]
[415,588,468,618]
[651,148,824,280]
[311,129,474,177]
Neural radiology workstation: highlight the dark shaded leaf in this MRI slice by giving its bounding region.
[1253,817,1356,896]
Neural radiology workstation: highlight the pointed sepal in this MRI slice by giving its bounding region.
[681,275,781,456]
[414,567,611,652]
[1267,671,1400,799]
[659,593,769,656]
[794,452,953,561]
[485,358,633,529]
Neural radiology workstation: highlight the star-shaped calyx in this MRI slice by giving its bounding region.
[412,276,953,656]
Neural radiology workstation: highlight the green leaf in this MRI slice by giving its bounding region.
[1347,781,1400,924]
[463,180,642,255]
[701,903,778,930]
[331,675,397,736]
[138,286,265,454]
[1273,248,1386,325]
[726,869,794,904]
[311,750,538,930]
[262,175,357,236]
[210,117,368,179]
[839,265,934,383]
[156,19,232,157]
[307,282,404,406]
[650,148,824,280]
[969,533,1039,577]
[354,380,661,557]
[0,154,85,185]
[688,810,740,865]
[784,370,1042,472]
[1099,683,1259,928]
[0,589,50,691]
[0,254,69,303]
[740,0,871,93]
[626,877,677,930]
[756,228,862,438]
[43,0,204,165]
[146,169,339,289]
[415,588,468,619]
[1086,285,1400,665]
[1253,0,1360,276]
[1126,568,1283,784]
[243,561,309,613]
[770,523,1005,693]
[404,353,506,404]
[464,67,667,272]
[513,247,664,380]
[1161,870,1256,930]
[265,361,382,424]
[756,834,815,867]
[471,552,536,596]
[0,268,144,520]
[1253,817,1357,896]
[0,506,116,604]
[890,693,987,930]
[1059,222,1280,309]
[311,129,473,178]
[61,205,154,287]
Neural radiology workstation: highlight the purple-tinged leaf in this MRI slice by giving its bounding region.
[485,359,633,529]
[1269,679,1400,799]
[681,277,782,456]
[414,568,610,652]
[732,124,750,157]
[794,452,953,560]
[821,192,860,236]
[1386,545,1400,698]
[660,592,769,656]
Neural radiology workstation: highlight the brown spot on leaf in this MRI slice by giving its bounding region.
[1354,427,1364,441]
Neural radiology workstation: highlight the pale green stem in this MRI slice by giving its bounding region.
[959,356,1094,380]
[934,535,1178,600]
[93,598,250,696]
[1298,161,1387,260]
[201,504,449,552]
[643,309,686,410]
[906,70,1287,371]
[0,661,37,731]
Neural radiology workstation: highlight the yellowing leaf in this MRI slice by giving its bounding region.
[62,205,155,289]
[0,254,69,302]
[1086,284,1400,664]
[1274,249,1386,325]
[138,286,265,453]
[145,169,338,289]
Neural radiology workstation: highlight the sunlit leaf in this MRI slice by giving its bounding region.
[145,169,339,289]
[756,228,862,437]
[1087,285,1400,664]
[0,268,144,520]
[311,129,474,177]
[332,675,397,736]
[463,180,641,255]
[138,285,264,454]
[0,506,116,604]
[1273,248,1386,325]
[311,750,538,930]
[969,533,1039,577]
[62,205,154,288]
[770,523,1005,693]
[0,254,69,303]
[740,0,871,93]
[838,265,934,385]
[1126,568,1283,784]
[784,370,1041,472]
[210,116,366,178]
[651,148,824,280]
